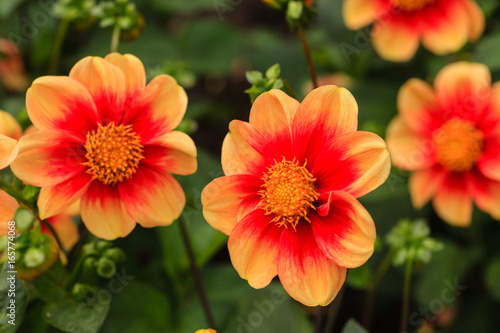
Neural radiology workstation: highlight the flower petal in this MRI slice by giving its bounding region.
[46,213,79,251]
[0,134,18,170]
[386,117,436,170]
[69,56,126,125]
[119,166,185,227]
[249,89,299,159]
[477,135,500,181]
[310,191,376,268]
[0,110,22,140]
[433,172,472,226]
[26,76,99,133]
[222,120,276,176]
[343,0,387,29]
[0,190,19,235]
[409,166,447,209]
[202,175,262,235]
[10,130,86,187]
[278,222,346,306]
[81,181,136,240]
[293,86,358,164]
[125,75,187,143]
[38,172,92,219]
[371,18,419,62]
[143,131,197,176]
[228,210,282,289]
[421,0,470,55]
[463,0,485,40]
[434,62,491,122]
[397,79,439,135]
[468,170,500,220]
[104,53,146,96]
[311,131,390,198]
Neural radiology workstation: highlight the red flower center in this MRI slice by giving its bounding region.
[391,0,434,11]
[433,118,483,172]
[259,157,319,229]
[83,122,145,185]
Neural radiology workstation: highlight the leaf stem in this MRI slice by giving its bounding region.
[297,22,318,89]
[48,18,70,74]
[178,214,217,330]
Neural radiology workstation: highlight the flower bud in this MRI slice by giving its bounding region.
[96,257,116,279]
[15,208,34,232]
[23,248,46,268]
[103,248,127,263]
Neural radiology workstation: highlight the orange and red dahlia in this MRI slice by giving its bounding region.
[343,0,484,62]
[202,86,390,306]
[386,62,500,226]
[0,110,21,170]
[10,53,197,240]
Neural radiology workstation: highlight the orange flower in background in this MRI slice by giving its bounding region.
[0,39,29,92]
[0,189,19,235]
[386,62,500,226]
[11,53,197,240]
[343,0,484,62]
[202,86,390,306]
[0,110,21,170]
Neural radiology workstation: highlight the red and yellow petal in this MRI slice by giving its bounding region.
[143,131,197,176]
[10,130,86,187]
[386,117,436,171]
[293,86,358,163]
[0,134,18,170]
[81,181,136,240]
[397,79,439,135]
[26,76,99,133]
[248,89,299,158]
[0,190,19,235]
[477,135,500,181]
[104,53,146,97]
[421,0,470,55]
[278,222,346,306]
[343,0,388,29]
[468,170,500,220]
[0,110,22,140]
[409,166,447,209]
[125,75,187,143]
[310,191,376,268]
[463,0,485,40]
[371,18,420,62]
[46,203,80,251]
[432,172,472,227]
[202,175,262,235]
[69,56,126,125]
[222,120,276,176]
[228,210,282,289]
[311,131,390,198]
[119,166,185,228]
[37,172,92,219]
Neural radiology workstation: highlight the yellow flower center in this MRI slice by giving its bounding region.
[433,118,483,172]
[83,122,145,185]
[391,0,434,11]
[259,158,319,229]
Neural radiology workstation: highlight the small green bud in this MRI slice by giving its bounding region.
[95,240,112,252]
[286,1,303,20]
[15,208,34,231]
[246,71,263,85]
[265,64,281,79]
[72,283,90,301]
[96,257,116,279]
[23,248,46,268]
[103,248,127,263]
[0,236,8,252]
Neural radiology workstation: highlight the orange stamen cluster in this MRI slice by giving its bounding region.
[83,122,144,185]
[259,157,319,229]
[391,0,434,11]
[433,118,483,172]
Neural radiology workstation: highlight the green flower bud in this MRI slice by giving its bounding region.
[23,248,46,268]
[95,240,112,252]
[15,208,34,231]
[72,283,90,301]
[96,257,116,279]
[103,248,127,263]
[0,236,7,252]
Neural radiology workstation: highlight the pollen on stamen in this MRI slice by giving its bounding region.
[259,157,319,230]
[82,122,145,185]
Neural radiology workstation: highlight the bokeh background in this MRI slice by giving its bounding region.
[1,0,500,332]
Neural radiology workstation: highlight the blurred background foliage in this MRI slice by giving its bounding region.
[2,0,500,332]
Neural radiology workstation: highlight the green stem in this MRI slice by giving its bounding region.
[178,214,217,330]
[297,22,318,89]
[323,283,346,333]
[400,248,415,333]
[48,18,70,74]
[362,248,396,329]
[110,24,121,53]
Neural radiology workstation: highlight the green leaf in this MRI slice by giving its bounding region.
[485,257,500,302]
[100,281,172,333]
[265,63,281,79]
[0,263,27,331]
[44,296,110,333]
[341,318,369,333]
[475,32,500,71]
[347,265,372,290]
[246,70,263,85]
